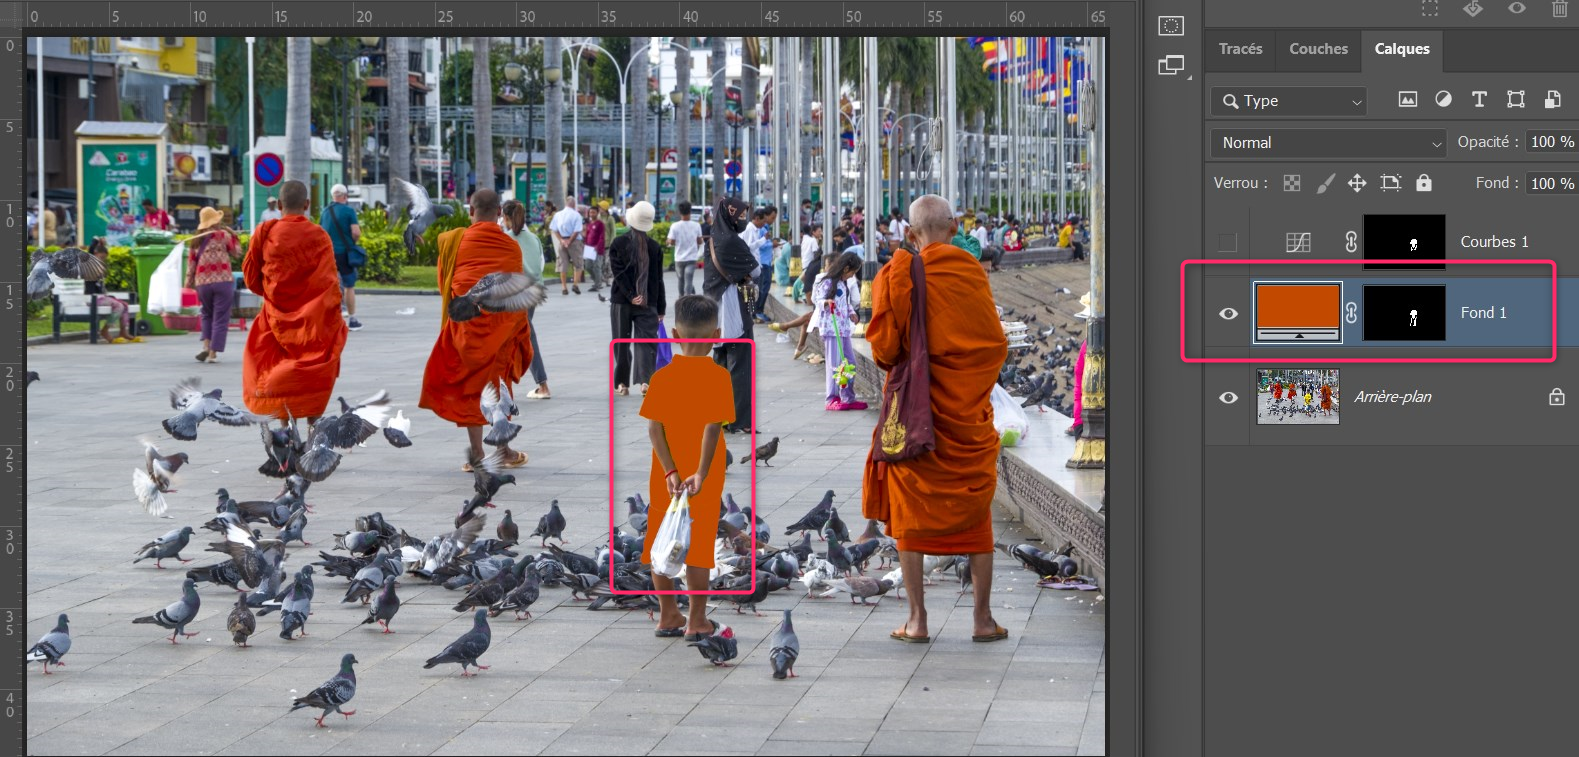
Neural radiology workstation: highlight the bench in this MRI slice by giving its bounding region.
[49,278,140,345]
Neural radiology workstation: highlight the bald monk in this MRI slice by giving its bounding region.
[242,179,348,420]
[419,189,533,467]
[863,194,1010,644]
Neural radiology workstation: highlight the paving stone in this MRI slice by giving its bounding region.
[867,729,980,755]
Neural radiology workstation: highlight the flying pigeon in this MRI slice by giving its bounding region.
[687,624,738,667]
[769,609,799,680]
[529,500,566,547]
[289,653,359,728]
[393,176,454,258]
[132,577,202,643]
[743,436,780,466]
[480,381,521,447]
[414,517,486,579]
[383,410,413,448]
[258,419,305,479]
[27,247,105,299]
[133,526,196,568]
[227,595,256,647]
[131,442,189,518]
[424,609,493,676]
[162,378,260,441]
[27,371,40,386]
[26,614,70,675]
[360,576,401,633]
[448,271,548,322]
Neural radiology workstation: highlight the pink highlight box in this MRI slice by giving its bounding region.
[1179,258,1558,363]
[607,338,758,595]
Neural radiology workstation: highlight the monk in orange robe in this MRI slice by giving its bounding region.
[863,195,1009,644]
[418,189,533,465]
[242,180,347,420]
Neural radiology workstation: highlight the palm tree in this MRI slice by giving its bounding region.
[544,37,564,204]
[673,38,690,205]
[709,36,727,205]
[387,38,411,198]
[629,46,649,201]
[472,37,493,196]
[285,38,312,186]
[740,38,759,202]
[798,37,812,215]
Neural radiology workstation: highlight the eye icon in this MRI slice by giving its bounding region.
[1219,307,1239,320]
[1219,392,1239,404]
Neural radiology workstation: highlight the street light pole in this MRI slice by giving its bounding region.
[246,37,256,231]
[861,36,878,321]
[1069,37,1104,470]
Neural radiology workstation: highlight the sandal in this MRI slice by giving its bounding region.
[768,322,786,333]
[572,285,581,295]
[972,624,1010,643]
[654,626,686,638]
[461,462,474,473]
[502,450,529,468]
[683,620,719,643]
[615,385,629,396]
[807,354,825,365]
[526,388,551,400]
[195,349,211,362]
[890,628,931,644]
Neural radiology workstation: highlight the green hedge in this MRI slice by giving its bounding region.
[357,233,406,284]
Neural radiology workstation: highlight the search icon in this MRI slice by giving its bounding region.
[1223,93,1239,110]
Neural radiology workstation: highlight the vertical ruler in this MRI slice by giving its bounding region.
[2,4,26,754]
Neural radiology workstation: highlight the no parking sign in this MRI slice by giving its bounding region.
[255,153,284,187]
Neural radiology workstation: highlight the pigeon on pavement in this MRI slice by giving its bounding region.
[289,653,359,728]
[769,609,799,680]
[743,436,780,466]
[26,614,71,675]
[822,575,896,606]
[132,577,202,643]
[424,609,493,676]
[382,409,414,448]
[227,595,256,647]
[529,500,566,546]
[133,526,196,568]
[687,624,738,666]
[360,576,401,633]
[784,490,834,539]
[497,510,519,543]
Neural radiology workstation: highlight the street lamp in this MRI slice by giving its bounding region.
[649,96,673,217]
[313,36,382,187]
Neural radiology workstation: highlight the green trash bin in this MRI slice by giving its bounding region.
[130,230,185,336]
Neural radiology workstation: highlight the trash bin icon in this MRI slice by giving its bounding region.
[1557,1,1570,19]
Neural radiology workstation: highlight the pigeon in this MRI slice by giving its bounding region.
[626,496,648,534]
[458,448,516,527]
[453,556,530,612]
[496,510,519,543]
[1006,542,1077,579]
[530,500,566,546]
[188,559,245,592]
[133,577,202,643]
[798,556,839,598]
[844,538,882,574]
[713,571,777,616]
[490,563,542,620]
[26,614,71,675]
[208,522,287,590]
[823,532,854,576]
[131,442,189,517]
[447,271,548,322]
[957,558,974,594]
[235,477,307,527]
[26,371,39,386]
[760,551,800,583]
[162,378,259,441]
[480,381,521,447]
[687,624,738,667]
[27,247,105,299]
[825,507,850,543]
[227,595,256,647]
[785,491,835,540]
[336,390,393,432]
[277,503,310,547]
[289,653,359,728]
[414,517,487,579]
[822,575,896,606]
[788,532,814,565]
[334,529,386,557]
[295,410,378,483]
[361,576,401,633]
[258,419,306,478]
[873,536,900,569]
[277,567,314,640]
[133,526,196,568]
[1019,373,1055,413]
[744,436,780,466]
[856,518,884,544]
[424,609,493,676]
[393,176,454,258]
[342,552,402,605]
[382,409,414,448]
[564,572,607,601]
[769,609,799,680]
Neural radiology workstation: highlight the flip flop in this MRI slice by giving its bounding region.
[654,626,686,638]
[890,629,931,644]
[683,620,719,642]
[502,450,529,468]
[972,625,1010,643]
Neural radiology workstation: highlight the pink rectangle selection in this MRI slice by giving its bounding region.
[606,338,757,595]
[1179,258,1558,364]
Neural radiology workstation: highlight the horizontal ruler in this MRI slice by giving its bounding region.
[6,1,1120,30]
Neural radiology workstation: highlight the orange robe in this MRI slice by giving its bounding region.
[862,243,1008,555]
[639,355,735,569]
[241,215,347,419]
[419,221,533,427]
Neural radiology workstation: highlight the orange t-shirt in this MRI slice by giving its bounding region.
[639,354,735,568]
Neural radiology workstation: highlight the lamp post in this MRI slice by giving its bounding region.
[650,96,673,217]
[246,37,256,230]
[562,40,651,202]
[313,36,381,187]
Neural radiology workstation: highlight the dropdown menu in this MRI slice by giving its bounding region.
[1209,86,1368,117]
[1210,129,1449,159]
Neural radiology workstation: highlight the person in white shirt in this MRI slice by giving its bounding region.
[887,210,909,243]
[800,221,823,270]
[969,221,988,250]
[260,196,284,223]
[549,194,586,295]
[666,201,704,296]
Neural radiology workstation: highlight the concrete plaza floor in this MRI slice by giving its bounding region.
[24,283,1105,756]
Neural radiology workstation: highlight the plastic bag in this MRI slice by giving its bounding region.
[649,492,693,578]
[654,319,673,371]
[990,384,1031,447]
[146,243,187,315]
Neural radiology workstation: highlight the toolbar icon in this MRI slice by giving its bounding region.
[1509,89,1527,108]
[1381,174,1403,191]
[1435,90,1453,107]
[1399,90,1420,107]
[1345,231,1359,253]
[1348,173,1368,192]
[1316,173,1338,195]
[1158,16,1185,36]
[1464,0,1485,15]
[1510,1,1528,13]
[1286,232,1312,254]
[1417,174,1434,191]
[1423,0,1441,16]
[1472,90,1488,107]
[1546,90,1563,108]
[1556,1,1570,19]
[1550,388,1566,406]
[1157,55,1185,76]
[1284,174,1302,192]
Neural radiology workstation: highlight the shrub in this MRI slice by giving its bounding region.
[357,207,406,237]
[415,200,470,265]
[357,233,406,284]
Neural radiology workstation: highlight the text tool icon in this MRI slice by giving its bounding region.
[1473,90,1488,107]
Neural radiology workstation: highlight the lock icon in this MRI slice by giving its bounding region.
[1416,174,1433,192]
[1551,388,1566,406]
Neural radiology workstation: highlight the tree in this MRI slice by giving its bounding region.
[545,37,564,204]
[674,38,690,205]
[472,37,494,195]
[387,38,411,197]
[709,36,727,205]
[629,45,649,201]
[740,38,759,202]
[285,38,313,186]
[590,37,630,104]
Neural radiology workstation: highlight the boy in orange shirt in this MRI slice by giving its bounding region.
[642,294,736,641]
